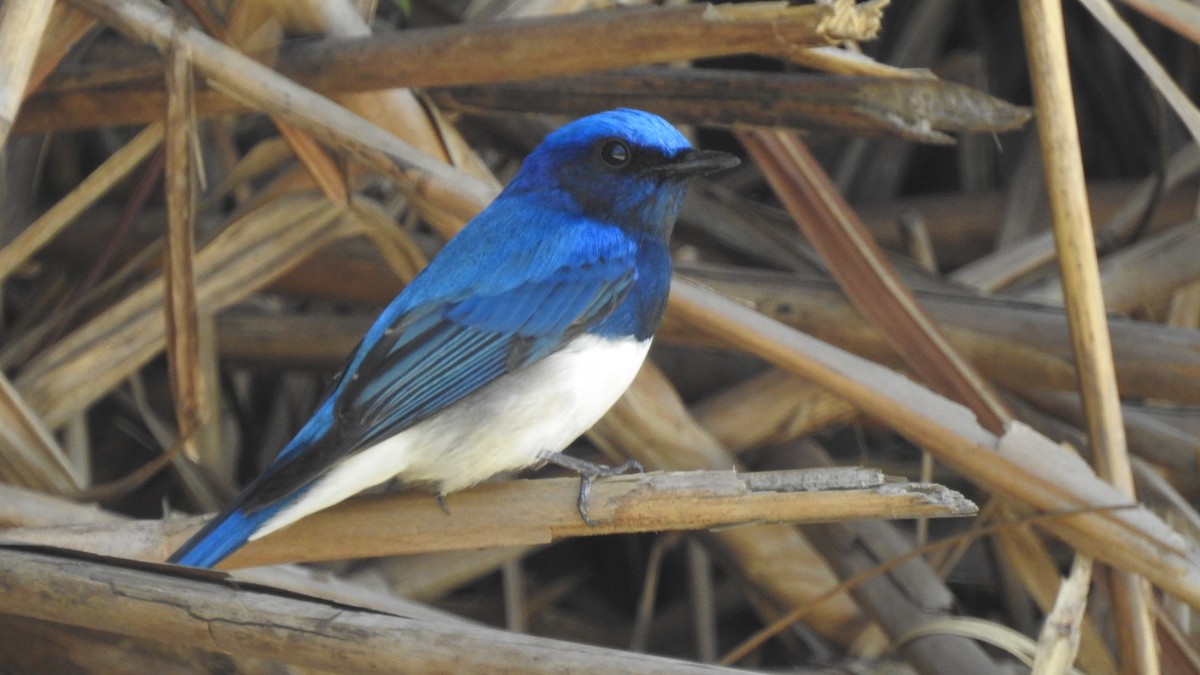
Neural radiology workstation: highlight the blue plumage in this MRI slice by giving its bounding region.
[170,109,738,568]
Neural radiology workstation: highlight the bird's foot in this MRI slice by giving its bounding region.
[435,493,451,515]
[543,452,644,526]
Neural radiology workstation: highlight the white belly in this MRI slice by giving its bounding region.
[253,334,650,540]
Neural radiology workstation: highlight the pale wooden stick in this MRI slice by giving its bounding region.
[1018,0,1157,670]
[0,469,977,568]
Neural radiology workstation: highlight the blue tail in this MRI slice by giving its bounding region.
[168,505,282,568]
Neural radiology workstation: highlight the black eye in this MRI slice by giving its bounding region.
[600,140,631,167]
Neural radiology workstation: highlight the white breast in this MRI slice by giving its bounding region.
[253,334,651,540]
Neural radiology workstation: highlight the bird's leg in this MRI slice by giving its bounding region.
[435,493,451,515]
[543,452,644,526]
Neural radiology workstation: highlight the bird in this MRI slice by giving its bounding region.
[169,108,739,568]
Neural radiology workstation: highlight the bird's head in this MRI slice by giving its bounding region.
[506,109,739,238]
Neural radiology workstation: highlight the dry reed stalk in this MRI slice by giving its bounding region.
[674,267,1200,406]
[220,265,1200,405]
[0,483,477,627]
[992,517,1118,675]
[0,122,164,283]
[201,0,357,209]
[1,468,975,570]
[691,382,1107,671]
[259,0,501,213]
[0,483,124,527]
[831,0,957,201]
[437,69,1029,144]
[885,175,1199,270]
[1115,0,1200,59]
[780,441,1006,675]
[275,1,884,93]
[361,547,537,603]
[68,0,494,224]
[15,195,350,427]
[0,613,306,673]
[781,45,929,78]
[26,3,95,94]
[19,66,1033,145]
[738,129,1010,433]
[591,364,867,643]
[1031,554,1093,674]
[669,279,1200,608]
[0,0,55,147]
[734,127,1097,675]
[0,548,739,674]
[1019,0,1157,670]
[163,45,207,469]
[196,136,293,210]
[691,369,857,452]
[1077,0,1200,145]
[1022,389,1199,497]
[272,118,350,206]
[0,374,81,493]
[951,144,1200,292]
[24,1,887,128]
[346,197,428,284]
[1021,219,1200,311]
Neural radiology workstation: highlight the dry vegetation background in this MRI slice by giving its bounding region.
[0,0,1199,672]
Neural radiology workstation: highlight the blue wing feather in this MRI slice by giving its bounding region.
[340,258,635,446]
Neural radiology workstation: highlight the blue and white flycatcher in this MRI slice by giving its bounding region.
[170,109,738,568]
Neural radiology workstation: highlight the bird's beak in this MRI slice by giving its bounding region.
[649,149,740,178]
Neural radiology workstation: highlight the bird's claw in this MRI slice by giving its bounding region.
[544,453,643,525]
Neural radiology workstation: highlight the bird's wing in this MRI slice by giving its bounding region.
[168,253,635,568]
[238,253,636,510]
[344,255,635,445]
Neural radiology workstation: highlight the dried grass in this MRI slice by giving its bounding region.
[0,0,1198,672]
